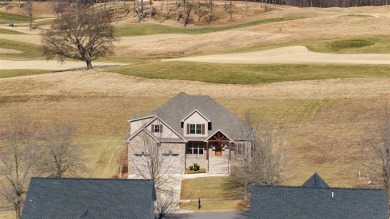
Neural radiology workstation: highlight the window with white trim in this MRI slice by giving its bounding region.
[152,124,163,133]
[190,124,196,134]
[188,124,204,135]
[187,142,204,154]
[196,124,202,134]
[237,143,244,155]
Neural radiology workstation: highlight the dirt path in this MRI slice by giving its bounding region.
[0,60,125,70]
[164,46,390,65]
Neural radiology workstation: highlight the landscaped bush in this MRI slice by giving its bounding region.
[193,163,200,171]
[189,165,194,171]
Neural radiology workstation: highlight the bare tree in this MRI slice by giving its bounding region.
[0,114,39,219]
[131,131,178,192]
[38,120,85,178]
[50,0,66,23]
[224,0,232,19]
[129,129,179,217]
[207,0,213,23]
[25,0,33,29]
[183,0,192,26]
[42,8,115,70]
[227,113,287,202]
[367,106,390,202]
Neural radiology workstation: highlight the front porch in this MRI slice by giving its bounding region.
[185,131,233,174]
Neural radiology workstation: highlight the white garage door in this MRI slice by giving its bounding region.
[132,154,181,176]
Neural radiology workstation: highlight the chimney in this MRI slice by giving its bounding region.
[331,192,334,198]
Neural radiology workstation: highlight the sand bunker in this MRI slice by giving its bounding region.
[0,48,22,55]
[164,46,390,65]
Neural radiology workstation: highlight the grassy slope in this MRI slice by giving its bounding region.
[307,35,390,54]
[115,17,296,36]
[0,28,25,34]
[0,11,29,24]
[0,4,389,189]
[0,39,44,60]
[0,70,54,78]
[109,62,390,84]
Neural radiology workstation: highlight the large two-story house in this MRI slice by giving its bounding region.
[126,92,252,175]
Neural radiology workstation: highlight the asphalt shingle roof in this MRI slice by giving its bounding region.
[130,92,250,141]
[22,178,156,219]
[249,175,388,219]
[302,173,330,188]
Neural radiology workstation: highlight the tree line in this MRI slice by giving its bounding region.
[0,113,84,219]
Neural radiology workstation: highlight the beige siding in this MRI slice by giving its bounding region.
[128,132,185,175]
[183,111,208,137]
[146,119,181,139]
[130,118,152,135]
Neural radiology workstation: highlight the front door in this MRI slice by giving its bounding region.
[215,144,222,156]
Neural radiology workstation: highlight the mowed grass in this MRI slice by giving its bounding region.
[115,17,297,36]
[181,177,235,199]
[109,61,390,84]
[0,39,44,60]
[307,36,390,54]
[0,69,54,78]
[179,200,242,211]
[0,11,29,24]
[0,28,25,34]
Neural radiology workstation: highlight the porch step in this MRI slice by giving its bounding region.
[209,158,229,174]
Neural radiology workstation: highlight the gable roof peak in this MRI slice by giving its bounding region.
[302,173,330,188]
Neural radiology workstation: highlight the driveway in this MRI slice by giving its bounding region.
[166,211,248,219]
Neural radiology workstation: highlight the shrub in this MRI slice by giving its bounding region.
[189,165,194,171]
[193,163,200,171]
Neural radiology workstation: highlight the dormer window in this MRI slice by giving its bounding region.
[187,124,205,135]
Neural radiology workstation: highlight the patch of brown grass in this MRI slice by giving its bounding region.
[0,70,389,186]
[179,200,242,211]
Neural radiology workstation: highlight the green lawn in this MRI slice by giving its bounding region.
[109,61,390,84]
[0,11,29,24]
[0,28,25,34]
[0,39,44,60]
[180,176,240,211]
[115,17,298,36]
[0,69,54,79]
[181,176,235,200]
[179,200,242,211]
[306,36,390,54]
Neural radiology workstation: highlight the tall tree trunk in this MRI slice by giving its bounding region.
[198,0,200,21]
[208,0,212,23]
[141,0,144,14]
[86,59,93,70]
[15,201,21,219]
[229,0,232,18]
[176,0,178,21]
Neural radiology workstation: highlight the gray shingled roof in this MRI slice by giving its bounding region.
[22,178,156,219]
[131,92,250,141]
[249,185,388,219]
[302,173,330,188]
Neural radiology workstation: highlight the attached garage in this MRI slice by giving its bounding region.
[132,153,181,176]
